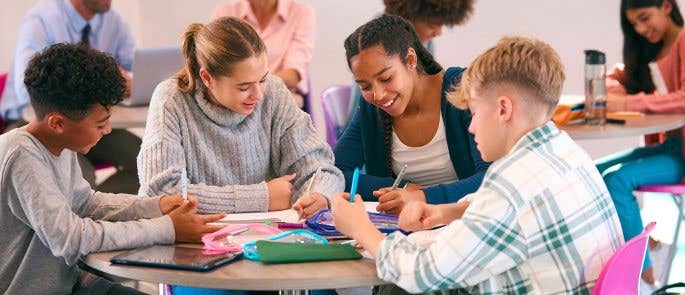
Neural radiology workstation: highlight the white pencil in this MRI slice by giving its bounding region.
[181,169,188,201]
[306,167,322,195]
[390,164,407,190]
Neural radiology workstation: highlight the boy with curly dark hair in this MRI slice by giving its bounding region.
[384,0,474,44]
[0,43,226,294]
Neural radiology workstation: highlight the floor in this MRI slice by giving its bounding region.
[640,192,685,286]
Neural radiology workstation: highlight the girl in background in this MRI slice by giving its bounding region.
[601,0,685,286]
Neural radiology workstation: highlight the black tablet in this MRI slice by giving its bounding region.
[110,245,241,272]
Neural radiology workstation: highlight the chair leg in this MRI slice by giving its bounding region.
[661,194,685,284]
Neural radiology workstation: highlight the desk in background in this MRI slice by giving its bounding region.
[560,114,685,140]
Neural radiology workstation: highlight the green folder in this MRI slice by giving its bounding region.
[255,240,362,264]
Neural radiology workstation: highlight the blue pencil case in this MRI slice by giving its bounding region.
[304,209,403,236]
[242,229,328,261]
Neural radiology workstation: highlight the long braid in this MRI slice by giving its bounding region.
[379,110,395,176]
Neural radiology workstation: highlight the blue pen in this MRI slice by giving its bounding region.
[349,167,360,202]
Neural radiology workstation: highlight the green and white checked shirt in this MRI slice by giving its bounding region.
[376,122,624,294]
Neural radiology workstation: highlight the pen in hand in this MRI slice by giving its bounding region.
[181,169,188,201]
[296,167,322,220]
[305,167,322,196]
[349,167,360,202]
[390,164,408,190]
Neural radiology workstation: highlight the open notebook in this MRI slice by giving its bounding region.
[215,202,381,224]
[216,209,301,224]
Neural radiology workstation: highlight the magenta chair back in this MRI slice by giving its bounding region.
[593,222,655,295]
[321,85,352,147]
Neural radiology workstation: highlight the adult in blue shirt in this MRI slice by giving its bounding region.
[343,0,475,135]
[335,14,488,215]
[0,0,141,194]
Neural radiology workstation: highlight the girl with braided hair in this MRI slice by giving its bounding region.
[344,0,475,130]
[334,14,488,215]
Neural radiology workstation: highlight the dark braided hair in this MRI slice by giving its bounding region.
[344,14,443,176]
[621,0,683,94]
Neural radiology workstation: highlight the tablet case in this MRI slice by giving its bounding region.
[255,240,362,264]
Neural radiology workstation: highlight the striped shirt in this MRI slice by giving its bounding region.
[376,122,624,294]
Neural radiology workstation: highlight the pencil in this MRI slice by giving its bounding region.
[390,164,407,190]
[306,167,322,196]
[181,169,188,201]
[349,167,360,202]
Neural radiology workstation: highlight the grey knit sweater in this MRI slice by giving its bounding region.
[0,128,174,294]
[137,76,344,213]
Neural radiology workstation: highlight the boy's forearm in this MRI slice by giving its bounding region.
[438,201,471,224]
[352,223,386,257]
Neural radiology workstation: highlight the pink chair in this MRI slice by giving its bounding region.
[593,222,656,295]
[635,184,685,284]
[320,85,352,147]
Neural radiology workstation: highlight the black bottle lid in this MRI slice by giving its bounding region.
[585,49,606,65]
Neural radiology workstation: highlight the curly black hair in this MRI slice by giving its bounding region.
[384,0,475,27]
[24,43,125,120]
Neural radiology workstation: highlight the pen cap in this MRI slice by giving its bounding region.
[584,49,605,65]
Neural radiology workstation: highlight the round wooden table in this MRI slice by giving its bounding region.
[83,248,384,291]
[22,105,149,129]
[559,114,685,140]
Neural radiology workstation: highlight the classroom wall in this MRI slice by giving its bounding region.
[1,0,660,158]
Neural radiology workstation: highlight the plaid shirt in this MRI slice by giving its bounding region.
[376,122,624,294]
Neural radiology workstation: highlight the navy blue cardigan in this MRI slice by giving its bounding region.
[334,67,489,204]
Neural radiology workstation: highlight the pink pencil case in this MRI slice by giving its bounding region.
[202,223,282,254]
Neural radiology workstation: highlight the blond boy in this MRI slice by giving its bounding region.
[332,36,624,294]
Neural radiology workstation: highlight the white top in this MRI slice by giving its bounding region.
[391,115,458,187]
[649,62,669,94]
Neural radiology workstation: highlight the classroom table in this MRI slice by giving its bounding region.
[22,105,149,129]
[559,114,685,140]
[83,246,385,292]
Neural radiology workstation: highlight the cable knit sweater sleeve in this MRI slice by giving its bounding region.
[265,77,345,203]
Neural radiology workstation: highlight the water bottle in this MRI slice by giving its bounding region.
[584,50,606,125]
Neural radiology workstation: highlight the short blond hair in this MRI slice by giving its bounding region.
[448,36,565,114]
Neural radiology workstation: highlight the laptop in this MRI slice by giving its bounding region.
[120,47,184,106]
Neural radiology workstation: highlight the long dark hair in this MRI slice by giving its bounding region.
[344,14,443,175]
[621,0,683,94]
